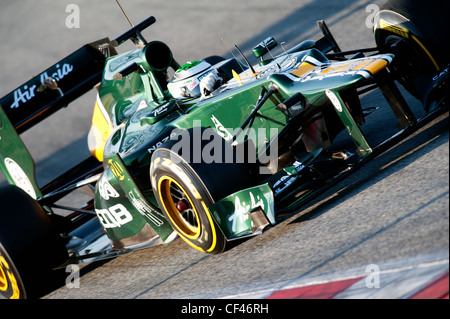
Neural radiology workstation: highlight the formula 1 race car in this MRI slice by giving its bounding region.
[0,0,448,298]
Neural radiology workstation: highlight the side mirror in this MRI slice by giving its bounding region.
[252,37,278,66]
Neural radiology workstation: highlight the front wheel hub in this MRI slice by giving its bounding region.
[177,199,190,212]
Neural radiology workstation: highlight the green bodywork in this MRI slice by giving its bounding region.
[0,107,41,200]
[0,32,394,247]
[91,41,393,245]
[95,154,175,247]
[209,183,275,240]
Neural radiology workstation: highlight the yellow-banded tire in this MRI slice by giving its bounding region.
[150,127,251,254]
[151,156,226,254]
[374,0,449,102]
[378,0,449,70]
[0,185,69,299]
[0,243,24,299]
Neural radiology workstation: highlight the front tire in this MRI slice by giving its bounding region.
[152,156,227,254]
[150,127,251,254]
[374,0,450,102]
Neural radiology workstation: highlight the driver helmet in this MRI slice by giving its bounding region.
[168,60,212,99]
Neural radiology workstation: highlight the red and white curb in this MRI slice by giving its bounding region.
[222,258,448,299]
[267,259,448,299]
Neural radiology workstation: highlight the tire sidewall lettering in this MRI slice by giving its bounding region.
[0,254,22,299]
[152,154,221,254]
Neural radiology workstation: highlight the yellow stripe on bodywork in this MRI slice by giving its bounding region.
[88,101,111,161]
[361,58,388,75]
[290,62,316,77]
[320,57,388,76]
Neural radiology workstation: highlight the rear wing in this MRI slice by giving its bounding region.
[0,38,117,199]
[1,15,157,134]
[0,38,117,134]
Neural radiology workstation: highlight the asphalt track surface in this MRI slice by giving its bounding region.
[0,0,448,304]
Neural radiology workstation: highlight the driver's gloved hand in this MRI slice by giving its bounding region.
[200,70,222,99]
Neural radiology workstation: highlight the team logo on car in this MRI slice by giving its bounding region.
[3,158,37,199]
[10,63,74,109]
[98,175,120,200]
[108,159,125,181]
[95,204,133,229]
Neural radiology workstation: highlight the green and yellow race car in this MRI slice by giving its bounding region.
[0,0,448,298]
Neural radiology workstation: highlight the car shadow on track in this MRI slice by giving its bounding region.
[288,111,449,226]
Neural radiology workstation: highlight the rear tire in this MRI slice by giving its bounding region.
[0,185,68,299]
